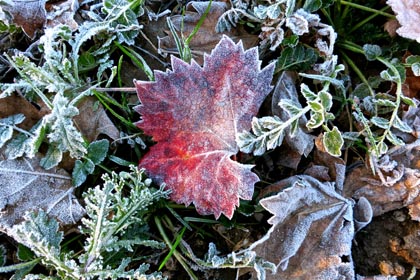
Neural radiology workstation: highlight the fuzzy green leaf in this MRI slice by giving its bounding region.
[373,98,397,108]
[45,94,87,161]
[40,145,63,170]
[363,44,382,61]
[72,159,95,187]
[0,114,25,148]
[86,139,109,165]
[319,91,333,111]
[276,44,318,72]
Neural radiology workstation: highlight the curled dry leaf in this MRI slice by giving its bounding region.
[135,36,274,219]
[387,0,420,42]
[158,1,258,65]
[0,151,85,236]
[247,175,371,279]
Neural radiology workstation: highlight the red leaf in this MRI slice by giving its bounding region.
[134,36,274,219]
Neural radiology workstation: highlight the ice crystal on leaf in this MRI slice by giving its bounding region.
[135,36,274,219]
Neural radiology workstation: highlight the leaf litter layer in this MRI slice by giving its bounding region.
[1,0,420,279]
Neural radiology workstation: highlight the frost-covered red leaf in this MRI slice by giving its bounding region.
[387,0,420,42]
[134,36,274,219]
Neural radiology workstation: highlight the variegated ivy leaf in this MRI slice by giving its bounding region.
[323,126,344,157]
[237,116,286,156]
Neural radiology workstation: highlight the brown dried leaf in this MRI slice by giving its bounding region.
[158,1,258,64]
[0,152,85,236]
[0,95,46,129]
[345,166,420,217]
[387,0,420,42]
[249,175,360,279]
[73,97,120,143]
[45,0,79,30]
[2,0,47,38]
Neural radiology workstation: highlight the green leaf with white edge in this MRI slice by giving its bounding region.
[323,126,343,157]
[87,139,109,165]
[370,116,390,129]
[380,63,405,83]
[406,55,420,76]
[17,244,35,262]
[40,145,63,170]
[237,131,258,154]
[319,91,333,111]
[377,141,388,156]
[289,119,300,136]
[251,116,264,135]
[13,210,63,254]
[401,95,417,107]
[72,158,95,187]
[308,100,323,112]
[392,116,413,133]
[279,99,302,116]
[363,44,382,61]
[307,111,324,129]
[300,83,317,101]
[386,132,405,146]
[237,116,286,156]
[373,98,397,108]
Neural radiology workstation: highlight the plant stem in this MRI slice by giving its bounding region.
[93,90,138,129]
[154,216,198,280]
[339,1,395,18]
[340,50,374,97]
[349,6,391,33]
